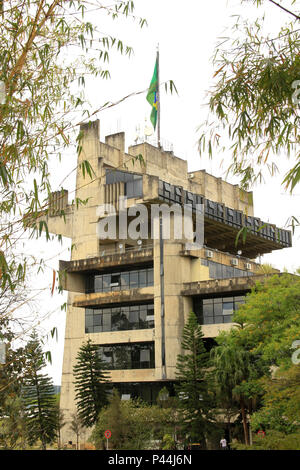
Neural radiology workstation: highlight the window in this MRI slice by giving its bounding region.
[94,275,103,292]
[102,312,111,332]
[204,260,254,280]
[129,271,139,288]
[121,272,129,289]
[102,275,110,292]
[223,302,234,315]
[85,303,155,333]
[147,268,154,285]
[98,342,155,370]
[193,295,246,325]
[139,270,147,288]
[85,265,154,293]
[129,306,139,329]
[110,274,120,287]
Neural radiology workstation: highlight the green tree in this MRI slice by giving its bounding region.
[0,396,28,449]
[91,392,177,450]
[232,430,300,450]
[22,332,57,449]
[210,341,265,446]
[232,274,300,367]
[0,0,147,290]
[54,402,66,450]
[70,411,85,450]
[210,273,300,446]
[175,311,214,449]
[198,0,300,193]
[251,364,300,436]
[73,339,109,428]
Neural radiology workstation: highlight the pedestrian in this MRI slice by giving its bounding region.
[220,437,228,450]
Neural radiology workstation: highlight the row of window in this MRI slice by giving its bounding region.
[201,259,254,280]
[193,295,245,325]
[85,267,154,293]
[85,304,154,333]
[98,342,155,370]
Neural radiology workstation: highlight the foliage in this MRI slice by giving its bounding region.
[70,411,85,450]
[232,430,300,450]
[211,273,300,446]
[198,0,300,192]
[161,433,177,450]
[0,396,28,449]
[251,364,300,435]
[210,338,266,445]
[22,332,57,449]
[91,390,178,450]
[175,311,215,448]
[54,401,66,450]
[73,339,109,428]
[0,341,26,406]
[0,0,146,290]
[232,274,300,367]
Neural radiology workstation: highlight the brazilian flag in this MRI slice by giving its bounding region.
[146,59,158,130]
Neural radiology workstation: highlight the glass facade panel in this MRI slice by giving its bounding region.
[86,266,153,294]
[223,302,234,315]
[201,259,254,280]
[129,271,138,288]
[139,270,147,287]
[102,275,110,292]
[85,303,155,333]
[102,313,111,332]
[213,302,223,316]
[147,268,154,285]
[98,342,155,370]
[121,272,129,289]
[94,276,102,292]
[193,295,246,325]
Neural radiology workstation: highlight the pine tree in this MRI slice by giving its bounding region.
[22,333,57,449]
[73,339,109,428]
[175,311,214,448]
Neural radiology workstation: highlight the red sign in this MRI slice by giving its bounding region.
[105,430,111,439]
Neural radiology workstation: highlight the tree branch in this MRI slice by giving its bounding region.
[268,0,300,21]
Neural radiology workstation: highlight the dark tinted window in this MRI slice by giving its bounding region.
[85,303,155,333]
[98,342,155,370]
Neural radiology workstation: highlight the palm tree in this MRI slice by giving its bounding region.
[210,343,259,446]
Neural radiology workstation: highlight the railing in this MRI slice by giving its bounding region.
[98,244,153,257]
[158,180,292,247]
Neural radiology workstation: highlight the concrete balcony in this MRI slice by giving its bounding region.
[181,273,275,297]
[59,246,154,293]
[72,286,154,308]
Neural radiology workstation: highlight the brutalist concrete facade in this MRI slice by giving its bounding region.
[45,120,292,444]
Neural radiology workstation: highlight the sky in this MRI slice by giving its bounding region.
[19,0,300,384]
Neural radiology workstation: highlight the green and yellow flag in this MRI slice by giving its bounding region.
[146,59,158,130]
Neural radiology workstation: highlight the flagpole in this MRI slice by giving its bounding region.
[156,44,161,149]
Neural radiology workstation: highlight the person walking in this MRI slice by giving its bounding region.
[220,437,228,450]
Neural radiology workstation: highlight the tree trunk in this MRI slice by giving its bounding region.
[240,401,249,446]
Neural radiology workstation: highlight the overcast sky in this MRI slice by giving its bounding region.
[22,0,300,384]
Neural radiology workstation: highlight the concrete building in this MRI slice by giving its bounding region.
[45,119,292,443]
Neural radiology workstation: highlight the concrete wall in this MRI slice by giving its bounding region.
[47,119,261,445]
